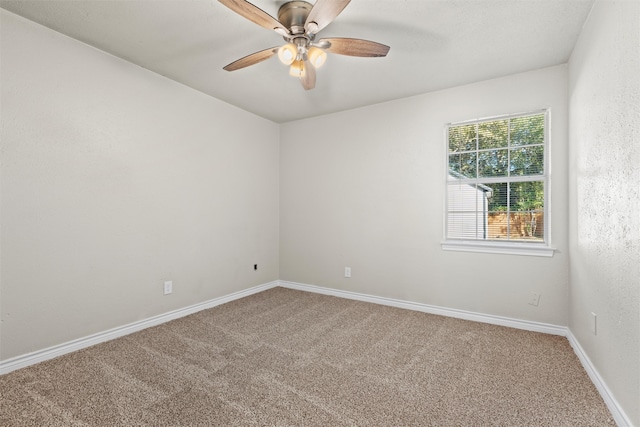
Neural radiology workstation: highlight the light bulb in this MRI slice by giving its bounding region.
[278,44,296,66]
[289,60,305,77]
[308,47,327,68]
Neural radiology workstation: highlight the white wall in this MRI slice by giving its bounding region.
[568,1,640,425]
[0,11,280,360]
[280,65,569,326]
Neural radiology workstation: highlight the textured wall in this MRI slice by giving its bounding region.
[1,11,280,360]
[280,66,570,326]
[568,1,640,424]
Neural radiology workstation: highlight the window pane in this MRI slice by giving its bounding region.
[447,182,489,239]
[478,149,508,177]
[510,212,544,241]
[510,114,544,146]
[487,212,509,240]
[510,181,544,212]
[487,182,509,239]
[510,146,544,175]
[448,124,476,153]
[449,152,477,178]
[478,119,508,150]
[486,182,508,212]
[510,181,544,240]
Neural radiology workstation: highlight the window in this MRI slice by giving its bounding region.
[443,110,553,256]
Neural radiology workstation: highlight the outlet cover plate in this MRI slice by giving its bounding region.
[164,281,173,295]
[528,292,540,307]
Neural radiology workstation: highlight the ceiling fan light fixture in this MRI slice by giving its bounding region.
[219,0,390,89]
[308,47,327,68]
[278,44,297,65]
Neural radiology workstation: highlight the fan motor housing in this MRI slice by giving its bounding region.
[278,1,313,35]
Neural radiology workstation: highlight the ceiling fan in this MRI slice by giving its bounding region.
[218,0,390,90]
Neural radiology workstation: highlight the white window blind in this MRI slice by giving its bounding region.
[444,111,550,252]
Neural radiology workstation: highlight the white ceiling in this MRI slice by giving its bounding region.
[1,0,594,123]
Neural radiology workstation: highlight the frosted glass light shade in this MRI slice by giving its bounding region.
[289,60,305,77]
[278,44,296,65]
[308,47,327,68]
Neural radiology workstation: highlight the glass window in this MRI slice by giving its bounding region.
[444,111,550,254]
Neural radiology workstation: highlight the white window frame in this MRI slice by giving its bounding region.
[441,109,555,257]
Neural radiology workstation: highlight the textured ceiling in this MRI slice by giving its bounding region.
[0,0,594,123]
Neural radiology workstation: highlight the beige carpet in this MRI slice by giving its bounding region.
[1,287,614,426]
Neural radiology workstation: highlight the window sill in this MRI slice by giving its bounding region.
[441,240,556,257]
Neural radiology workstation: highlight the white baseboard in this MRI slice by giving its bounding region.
[566,331,633,427]
[279,280,632,427]
[0,281,279,375]
[279,280,566,335]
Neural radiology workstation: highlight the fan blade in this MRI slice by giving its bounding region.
[223,47,278,71]
[218,0,287,34]
[304,0,350,34]
[300,60,316,90]
[320,37,390,57]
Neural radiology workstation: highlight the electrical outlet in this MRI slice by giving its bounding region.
[528,292,540,307]
[344,267,351,278]
[254,264,258,271]
[163,281,173,295]
[591,312,597,335]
